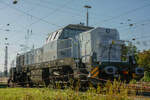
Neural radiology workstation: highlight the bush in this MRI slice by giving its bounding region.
[141,71,150,82]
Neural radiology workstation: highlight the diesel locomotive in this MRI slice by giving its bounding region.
[8,24,144,87]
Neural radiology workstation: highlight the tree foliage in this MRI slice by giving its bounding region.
[121,42,150,71]
[121,42,137,61]
[137,50,150,71]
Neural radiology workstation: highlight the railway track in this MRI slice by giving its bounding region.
[128,82,150,91]
[128,82,150,97]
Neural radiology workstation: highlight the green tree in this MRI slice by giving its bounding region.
[121,42,138,61]
[137,50,150,71]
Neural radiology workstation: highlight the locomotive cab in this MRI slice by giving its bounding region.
[78,27,144,82]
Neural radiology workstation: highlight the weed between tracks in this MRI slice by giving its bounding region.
[0,80,148,100]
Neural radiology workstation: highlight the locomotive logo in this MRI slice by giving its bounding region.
[106,29,110,33]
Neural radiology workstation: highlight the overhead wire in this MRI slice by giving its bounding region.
[0,0,48,44]
[22,0,109,26]
[26,0,76,27]
[1,0,150,49]
[94,3,150,25]
[131,22,150,40]
[120,21,150,47]
[116,19,150,43]
[118,18,150,30]
[29,0,84,16]
[118,19,150,32]
[2,0,77,45]
[0,0,80,38]
[0,0,62,47]
[35,0,109,25]
[0,0,61,27]
[36,0,110,20]
[8,7,35,26]
[22,0,84,22]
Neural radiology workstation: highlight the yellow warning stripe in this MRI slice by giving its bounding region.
[90,67,99,74]
[91,67,99,74]
[91,71,99,78]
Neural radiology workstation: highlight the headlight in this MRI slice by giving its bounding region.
[104,66,117,75]
[135,67,144,75]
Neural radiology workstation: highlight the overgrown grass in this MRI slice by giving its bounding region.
[129,79,137,84]
[0,80,146,100]
[0,88,129,100]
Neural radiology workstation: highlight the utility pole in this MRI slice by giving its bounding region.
[84,5,92,26]
[4,38,9,77]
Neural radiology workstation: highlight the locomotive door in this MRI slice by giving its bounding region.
[42,68,50,86]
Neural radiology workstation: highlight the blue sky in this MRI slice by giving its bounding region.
[0,0,150,71]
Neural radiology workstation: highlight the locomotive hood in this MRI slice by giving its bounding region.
[79,27,123,63]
